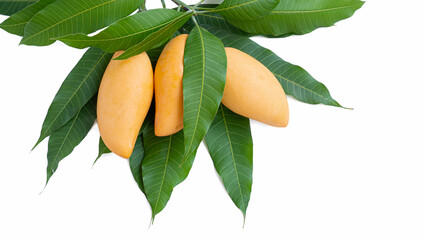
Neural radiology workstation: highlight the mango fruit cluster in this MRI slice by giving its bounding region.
[97,34,289,159]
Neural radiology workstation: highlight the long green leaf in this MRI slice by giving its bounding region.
[142,124,196,220]
[214,0,279,20]
[0,0,56,36]
[182,25,227,163]
[115,11,192,60]
[46,96,97,184]
[56,9,188,53]
[129,136,145,193]
[34,48,113,149]
[206,26,344,108]
[21,0,144,46]
[205,105,253,217]
[0,0,37,16]
[227,0,364,36]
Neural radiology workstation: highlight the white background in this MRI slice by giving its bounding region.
[1,0,426,239]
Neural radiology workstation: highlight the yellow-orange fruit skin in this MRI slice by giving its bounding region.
[154,34,188,136]
[97,51,153,159]
[222,47,289,127]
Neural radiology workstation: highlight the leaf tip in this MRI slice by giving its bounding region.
[31,137,43,151]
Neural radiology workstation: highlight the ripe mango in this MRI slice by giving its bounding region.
[154,34,188,136]
[97,51,153,159]
[222,47,289,127]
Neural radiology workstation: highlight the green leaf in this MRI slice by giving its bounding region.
[181,25,227,164]
[226,0,365,36]
[142,124,196,220]
[115,11,193,60]
[33,48,113,150]
[214,0,279,20]
[93,137,111,165]
[206,26,344,108]
[0,0,56,36]
[46,96,97,184]
[205,105,253,217]
[0,0,37,16]
[21,0,145,46]
[188,12,249,36]
[129,136,145,193]
[57,9,190,53]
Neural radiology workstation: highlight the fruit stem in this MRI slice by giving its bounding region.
[161,0,166,8]
[138,0,146,12]
[191,15,199,26]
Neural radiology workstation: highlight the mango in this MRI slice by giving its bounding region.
[154,34,188,136]
[222,47,289,127]
[97,51,153,159]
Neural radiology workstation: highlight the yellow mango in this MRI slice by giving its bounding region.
[154,34,188,136]
[97,51,153,159]
[222,47,289,127]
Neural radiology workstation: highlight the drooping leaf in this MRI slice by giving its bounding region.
[0,0,37,16]
[115,11,192,60]
[129,136,145,193]
[142,123,196,220]
[33,48,113,149]
[182,25,227,163]
[21,0,144,46]
[205,105,253,217]
[0,0,56,36]
[226,0,365,36]
[214,0,279,21]
[206,26,344,108]
[93,137,111,164]
[57,9,190,54]
[46,96,97,184]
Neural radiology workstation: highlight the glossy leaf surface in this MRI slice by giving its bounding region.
[34,48,112,149]
[129,136,145,193]
[57,9,189,53]
[205,105,253,216]
[182,25,227,163]
[215,0,279,20]
[189,12,249,36]
[227,0,364,36]
[21,0,144,46]
[0,0,56,36]
[0,0,36,16]
[115,11,192,60]
[142,124,195,220]
[46,97,97,184]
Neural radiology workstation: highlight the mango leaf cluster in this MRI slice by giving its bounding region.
[0,0,364,221]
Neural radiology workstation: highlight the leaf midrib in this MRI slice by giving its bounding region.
[152,135,173,215]
[270,3,363,14]
[220,105,245,212]
[61,12,187,43]
[119,13,190,59]
[214,0,262,12]
[50,109,81,172]
[273,73,337,105]
[41,52,108,139]
[184,24,205,159]
[22,0,117,43]
[0,20,28,28]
